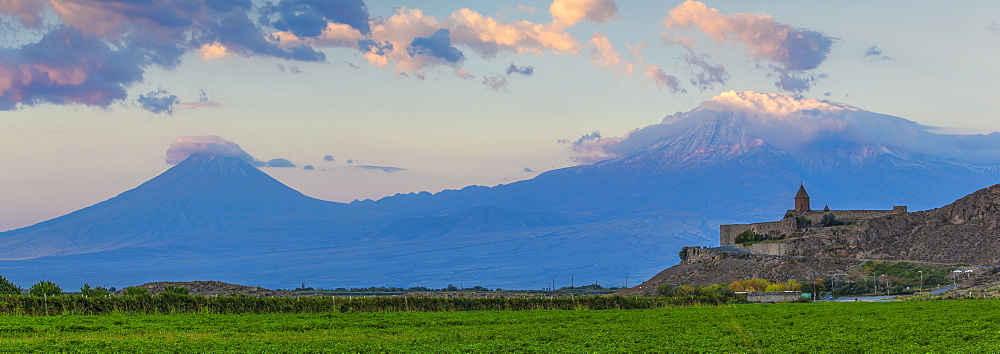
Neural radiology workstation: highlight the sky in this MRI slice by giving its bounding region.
[0,0,997,231]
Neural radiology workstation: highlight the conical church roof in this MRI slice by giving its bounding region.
[795,184,810,199]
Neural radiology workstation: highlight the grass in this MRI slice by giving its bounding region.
[2,300,1000,352]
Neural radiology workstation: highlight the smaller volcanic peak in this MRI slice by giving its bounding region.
[0,153,343,260]
[120,153,313,209]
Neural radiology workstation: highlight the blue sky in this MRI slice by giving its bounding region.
[0,0,997,231]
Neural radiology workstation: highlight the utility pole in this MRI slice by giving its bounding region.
[829,274,846,299]
[873,273,877,296]
[625,276,629,288]
[571,275,574,288]
[918,271,923,293]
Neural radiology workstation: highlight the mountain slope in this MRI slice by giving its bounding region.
[0,154,356,260]
[370,205,576,241]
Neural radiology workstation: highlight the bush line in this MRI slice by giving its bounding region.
[0,294,730,316]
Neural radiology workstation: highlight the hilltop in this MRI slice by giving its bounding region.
[117,281,295,297]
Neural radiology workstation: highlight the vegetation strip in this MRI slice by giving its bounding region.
[0,294,726,316]
[2,301,1000,352]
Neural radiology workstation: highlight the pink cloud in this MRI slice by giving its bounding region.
[590,32,630,74]
[663,1,833,72]
[291,1,623,75]
[662,1,834,92]
[550,0,620,30]
[0,0,45,26]
[165,136,254,165]
[643,64,685,93]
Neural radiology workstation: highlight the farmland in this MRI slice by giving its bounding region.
[2,300,999,352]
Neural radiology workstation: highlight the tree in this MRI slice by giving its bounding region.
[28,281,61,296]
[811,278,826,299]
[820,213,846,227]
[764,284,785,292]
[80,284,110,297]
[735,229,772,244]
[674,285,696,297]
[730,278,772,292]
[163,285,190,295]
[795,216,813,229]
[123,286,150,297]
[783,280,803,291]
[0,275,21,295]
[657,284,678,297]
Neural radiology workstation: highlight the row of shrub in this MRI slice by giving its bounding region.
[0,275,193,298]
[0,293,729,316]
[657,279,815,299]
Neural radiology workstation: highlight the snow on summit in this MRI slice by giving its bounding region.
[699,91,856,116]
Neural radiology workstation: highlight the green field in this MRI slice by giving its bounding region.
[1,300,998,353]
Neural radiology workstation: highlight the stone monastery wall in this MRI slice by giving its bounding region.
[797,206,907,224]
[720,206,907,246]
[719,218,796,246]
[735,242,789,255]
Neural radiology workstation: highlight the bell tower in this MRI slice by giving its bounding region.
[794,184,811,211]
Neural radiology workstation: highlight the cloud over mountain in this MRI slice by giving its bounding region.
[165,136,255,165]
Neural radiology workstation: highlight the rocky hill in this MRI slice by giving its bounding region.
[772,184,1000,265]
[116,281,295,297]
[627,183,1000,293]
[620,247,861,296]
